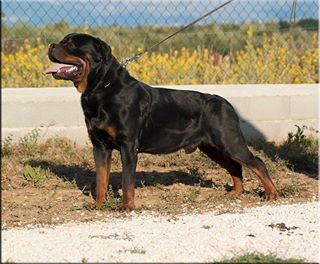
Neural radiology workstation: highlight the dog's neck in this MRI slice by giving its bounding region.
[85,55,134,95]
[105,56,130,84]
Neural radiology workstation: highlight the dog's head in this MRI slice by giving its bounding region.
[44,33,112,93]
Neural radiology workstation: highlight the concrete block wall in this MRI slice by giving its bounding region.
[2,84,319,145]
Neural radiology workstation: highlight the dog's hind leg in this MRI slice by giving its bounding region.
[241,154,278,200]
[200,143,278,200]
[203,96,278,200]
[224,140,278,200]
[199,145,243,195]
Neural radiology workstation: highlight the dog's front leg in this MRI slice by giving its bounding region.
[93,146,112,207]
[120,143,138,210]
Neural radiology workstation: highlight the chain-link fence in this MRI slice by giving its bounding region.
[1,0,319,87]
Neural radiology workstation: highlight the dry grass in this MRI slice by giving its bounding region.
[1,132,318,228]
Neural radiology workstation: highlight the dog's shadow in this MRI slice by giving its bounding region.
[27,160,215,199]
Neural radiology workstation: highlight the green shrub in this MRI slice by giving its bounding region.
[99,185,121,210]
[281,125,318,173]
[22,165,48,185]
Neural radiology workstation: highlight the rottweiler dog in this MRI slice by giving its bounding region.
[45,33,278,210]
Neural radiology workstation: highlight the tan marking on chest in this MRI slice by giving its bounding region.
[104,126,117,140]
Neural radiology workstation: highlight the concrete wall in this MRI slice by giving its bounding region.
[2,84,319,144]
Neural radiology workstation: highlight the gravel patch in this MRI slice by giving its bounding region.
[2,202,319,263]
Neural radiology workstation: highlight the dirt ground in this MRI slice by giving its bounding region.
[2,137,318,229]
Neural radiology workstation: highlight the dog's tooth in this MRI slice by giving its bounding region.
[66,66,77,73]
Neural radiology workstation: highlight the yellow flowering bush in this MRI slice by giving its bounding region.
[128,29,318,85]
[1,31,318,88]
[222,27,319,84]
[1,38,69,88]
[127,47,225,85]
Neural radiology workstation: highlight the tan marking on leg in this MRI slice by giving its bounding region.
[249,166,278,201]
[121,185,135,210]
[200,145,243,195]
[95,151,112,207]
[231,175,243,195]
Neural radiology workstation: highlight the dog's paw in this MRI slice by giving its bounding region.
[94,199,106,210]
[264,191,278,201]
[121,202,135,211]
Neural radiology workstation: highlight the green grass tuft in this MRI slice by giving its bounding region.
[98,185,121,211]
[22,165,48,185]
[218,253,303,263]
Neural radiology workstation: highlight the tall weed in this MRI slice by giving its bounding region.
[18,129,40,155]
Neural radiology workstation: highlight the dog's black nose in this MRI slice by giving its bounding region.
[50,43,58,49]
[48,43,58,55]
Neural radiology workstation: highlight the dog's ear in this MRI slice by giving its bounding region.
[96,38,112,64]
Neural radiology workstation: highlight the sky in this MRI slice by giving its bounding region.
[2,0,319,27]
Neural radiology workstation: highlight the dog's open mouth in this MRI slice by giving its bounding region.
[43,62,82,80]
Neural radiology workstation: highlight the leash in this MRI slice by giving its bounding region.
[121,0,234,67]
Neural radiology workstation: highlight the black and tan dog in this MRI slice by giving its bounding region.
[44,33,278,210]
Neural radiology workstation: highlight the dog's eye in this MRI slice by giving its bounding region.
[63,41,76,50]
[67,42,76,49]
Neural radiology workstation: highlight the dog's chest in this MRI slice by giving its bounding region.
[81,94,112,126]
[81,96,97,118]
[81,94,117,139]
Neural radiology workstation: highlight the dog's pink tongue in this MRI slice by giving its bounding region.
[43,63,73,74]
